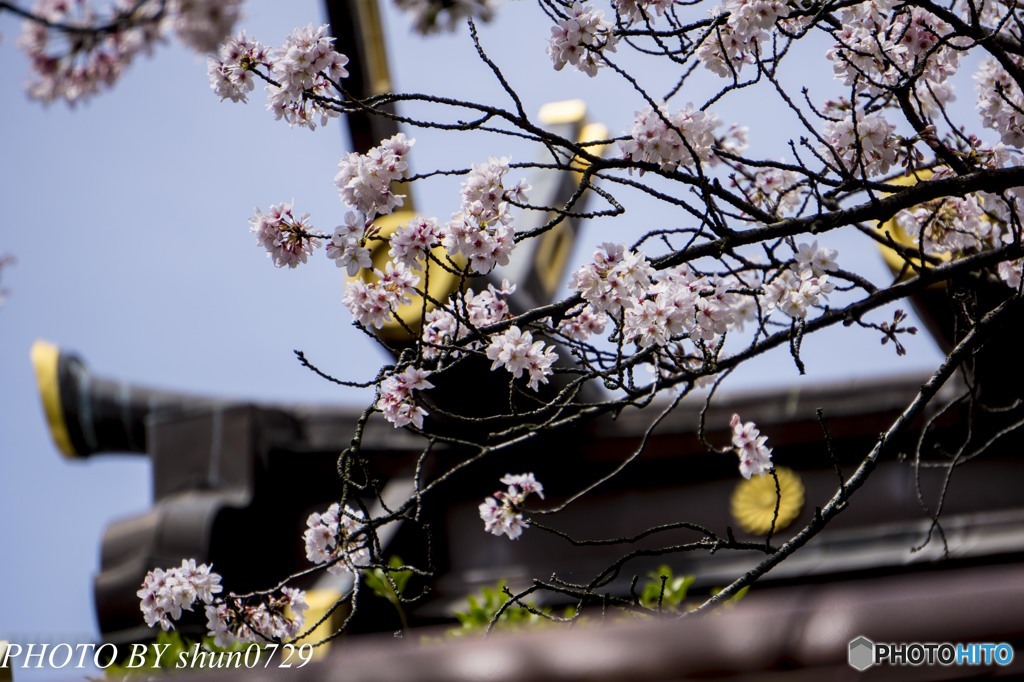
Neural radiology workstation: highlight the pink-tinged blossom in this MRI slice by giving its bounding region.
[620,104,720,172]
[547,3,618,77]
[827,4,960,111]
[249,202,322,268]
[896,196,992,255]
[762,268,835,319]
[342,261,421,328]
[394,0,496,34]
[730,414,773,479]
[611,0,673,25]
[558,304,607,341]
[794,241,838,276]
[570,243,654,314]
[479,472,545,540]
[485,326,558,391]
[166,0,242,53]
[326,212,372,275]
[421,281,514,359]
[697,0,789,78]
[999,259,1023,289]
[303,503,369,576]
[822,112,899,178]
[335,134,414,219]
[390,216,442,267]
[18,0,160,105]
[749,167,805,216]
[976,58,1024,147]
[266,24,350,130]
[137,560,223,631]
[207,31,268,103]
[441,157,521,274]
[376,366,434,429]
[204,588,308,647]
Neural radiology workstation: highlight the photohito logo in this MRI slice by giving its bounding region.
[848,636,1014,671]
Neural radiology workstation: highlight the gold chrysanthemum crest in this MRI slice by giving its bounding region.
[730,466,805,535]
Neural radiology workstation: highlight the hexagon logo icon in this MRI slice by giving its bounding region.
[848,636,875,671]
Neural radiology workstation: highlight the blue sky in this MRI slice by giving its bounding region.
[0,1,945,679]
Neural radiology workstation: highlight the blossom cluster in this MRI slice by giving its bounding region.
[19,0,240,105]
[620,105,720,172]
[208,24,350,130]
[485,326,559,391]
[205,589,308,648]
[250,202,321,269]
[267,24,350,130]
[822,112,899,178]
[376,366,434,429]
[336,134,414,219]
[421,280,514,359]
[327,212,373,275]
[303,503,370,576]
[976,58,1024,148]
[696,0,789,78]
[570,243,757,349]
[479,473,545,540]
[896,195,993,256]
[138,559,223,631]
[570,242,655,314]
[343,261,420,329]
[208,31,269,103]
[744,167,806,217]
[762,241,838,319]
[393,0,496,34]
[826,3,959,112]
[138,559,307,645]
[729,414,773,479]
[443,156,526,274]
[547,3,618,77]
[611,0,673,25]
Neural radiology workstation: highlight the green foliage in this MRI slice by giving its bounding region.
[638,565,696,611]
[362,555,414,631]
[449,581,550,637]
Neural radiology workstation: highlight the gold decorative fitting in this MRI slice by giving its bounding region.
[730,467,805,535]
[31,339,77,458]
[353,210,467,342]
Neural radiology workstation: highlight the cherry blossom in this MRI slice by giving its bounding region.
[547,3,618,77]
[205,588,308,647]
[207,31,268,103]
[421,281,514,359]
[794,241,838,277]
[326,212,373,276]
[266,23,349,130]
[342,261,420,329]
[479,473,545,540]
[390,216,442,267]
[335,134,414,219]
[730,414,773,479]
[137,560,222,631]
[762,268,835,319]
[376,366,435,429]
[822,112,899,178]
[558,304,607,341]
[394,0,496,34]
[303,503,370,576]
[441,157,522,274]
[570,243,654,314]
[249,202,322,269]
[485,326,558,391]
[620,104,720,172]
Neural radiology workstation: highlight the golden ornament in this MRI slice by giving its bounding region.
[730,467,805,535]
